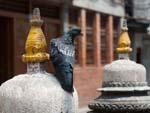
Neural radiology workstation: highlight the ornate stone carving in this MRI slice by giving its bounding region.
[89,102,150,113]
[102,81,147,87]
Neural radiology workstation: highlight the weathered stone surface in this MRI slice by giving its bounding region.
[0,73,78,113]
[89,59,150,113]
[89,102,150,113]
[103,60,146,84]
[89,94,150,112]
[89,92,150,113]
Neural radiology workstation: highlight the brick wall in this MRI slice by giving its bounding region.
[74,66,103,107]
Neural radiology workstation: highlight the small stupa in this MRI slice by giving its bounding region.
[88,18,150,113]
[0,8,78,113]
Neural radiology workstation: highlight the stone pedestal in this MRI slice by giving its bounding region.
[88,19,150,113]
[89,60,150,113]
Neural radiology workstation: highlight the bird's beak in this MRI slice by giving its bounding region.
[79,32,83,36]
[80,33,83,36]
[74,33,82,40]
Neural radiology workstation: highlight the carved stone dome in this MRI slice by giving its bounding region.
[100,59,150,91]
[0,73,78,113]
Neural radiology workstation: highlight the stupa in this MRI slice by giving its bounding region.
[0,8,78,113]
[88,19,150,113]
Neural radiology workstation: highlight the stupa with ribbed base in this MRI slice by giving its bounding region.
[88,19,150,113]
[0,8,78,113]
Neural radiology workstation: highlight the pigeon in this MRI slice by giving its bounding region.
[50,27,82,93]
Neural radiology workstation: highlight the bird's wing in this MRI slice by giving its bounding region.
[50,39,65,65]
[50,39,59,57]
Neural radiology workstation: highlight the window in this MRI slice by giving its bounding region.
[86,12,94,65]
[101,14,108,64]
[113,17,120,60]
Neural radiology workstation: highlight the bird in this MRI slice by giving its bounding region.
[50,27,82,93]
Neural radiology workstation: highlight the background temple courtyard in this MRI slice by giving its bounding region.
[0,0,150,112]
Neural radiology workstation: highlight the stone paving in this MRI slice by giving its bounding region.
[79,107,90,113]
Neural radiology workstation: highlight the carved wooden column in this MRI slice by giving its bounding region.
[107,15,113,63]
[78,9,86,67]
[93,13,101,66]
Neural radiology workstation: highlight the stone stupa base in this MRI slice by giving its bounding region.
[89,93,150,113]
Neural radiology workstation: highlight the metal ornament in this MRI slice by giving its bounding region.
[116,18,132,53]
[22,8,49,63]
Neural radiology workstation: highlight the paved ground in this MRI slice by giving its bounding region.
[79,107,90,113]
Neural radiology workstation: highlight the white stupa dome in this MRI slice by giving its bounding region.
[0,72,78,113]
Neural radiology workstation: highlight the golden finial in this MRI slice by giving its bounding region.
[22,8,49,63]
[116,18,132,53]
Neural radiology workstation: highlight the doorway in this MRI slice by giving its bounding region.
[0,16,14,84]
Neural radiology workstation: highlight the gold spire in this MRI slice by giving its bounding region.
[22,8,49,63]
[116,18,132,53]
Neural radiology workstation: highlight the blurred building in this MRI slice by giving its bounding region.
[0,0,124,107]
[125,0,150,86]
